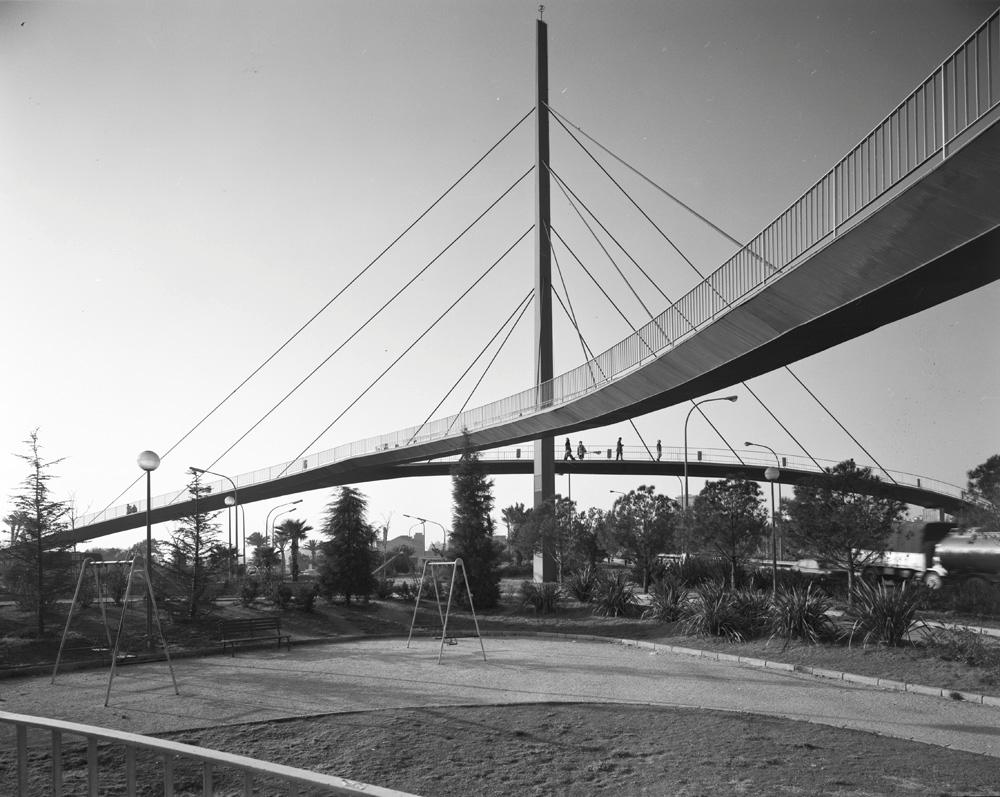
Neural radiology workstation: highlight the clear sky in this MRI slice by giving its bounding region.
[2,0,998,552]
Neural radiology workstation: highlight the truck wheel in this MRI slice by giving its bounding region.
[922,572,943,590]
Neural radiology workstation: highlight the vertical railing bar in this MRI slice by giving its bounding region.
[126,746,137,797]
[17,724,28,796]
[163,754,175,797]
[51,728,63,796]
[88,737,99,797]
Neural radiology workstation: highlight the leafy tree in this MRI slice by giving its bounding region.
[516,496,606,582]
[276,517,313,582]
[608,485,677,591]
[449,435,501,609]
[574,507,610,570]
[691,478,767,587]
[784,460,906,598]
[501,502,531,565]
[6,429,72,635]
[318,486,377,605]
[166,471,224,618]
[963,454,1000,531]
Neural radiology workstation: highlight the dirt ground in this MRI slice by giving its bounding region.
[4,594,1000,795]
[4,703,999,796]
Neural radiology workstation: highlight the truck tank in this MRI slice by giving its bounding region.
[935,528,1000,577]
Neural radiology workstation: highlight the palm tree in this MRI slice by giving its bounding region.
[304,539,320,567]
[276,517,314,582]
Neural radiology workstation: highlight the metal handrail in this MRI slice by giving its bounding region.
[2,710,417,797]
[76,10,999,530]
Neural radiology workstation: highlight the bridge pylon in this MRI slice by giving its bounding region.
[533,16,557,583]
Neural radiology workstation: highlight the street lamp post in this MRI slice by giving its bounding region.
[402,513,447,553]
[224,495,235,580]
[265,500,302,546]
[271,506,297,578]
[683,396,738,511]
[746,441,781,596]
[137,450,160,649]
[189,467,239,581]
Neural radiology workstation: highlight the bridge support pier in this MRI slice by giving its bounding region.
[532,16,557,584]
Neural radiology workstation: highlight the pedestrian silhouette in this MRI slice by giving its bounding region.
[615,437,623,461]
[564,437,575,460]
[577,441,587,460]
[656,439,662,461]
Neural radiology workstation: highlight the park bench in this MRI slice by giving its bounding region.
[218,616,291,656]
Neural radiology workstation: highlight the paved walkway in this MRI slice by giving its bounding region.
[3,636,999,758]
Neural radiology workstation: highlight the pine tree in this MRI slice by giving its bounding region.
[318,487,377,605]
[450,435,501,609]
[167,471,223,618]
[7,429,71,635]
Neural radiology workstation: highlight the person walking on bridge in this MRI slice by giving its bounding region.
[577,441,587,460]
[564,438,575,460]
[615,437,624,461]
[656,439,662,461]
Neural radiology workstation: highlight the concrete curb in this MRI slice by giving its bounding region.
[611,636,999,707]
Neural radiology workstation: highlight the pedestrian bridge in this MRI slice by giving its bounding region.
[53,10,1000,547]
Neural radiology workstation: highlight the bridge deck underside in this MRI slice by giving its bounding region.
[58,119,1000,544]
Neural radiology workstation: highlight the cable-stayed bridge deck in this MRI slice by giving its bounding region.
[54,11,1000,546]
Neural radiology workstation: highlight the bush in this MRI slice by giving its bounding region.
[394,580,418,602]
[375,579,395,600]
[680,582,768,641]
[240,578,260,606]
[666,556,731,587]
[848,580,924,647]
[769,584,837,644]
[294,583,318,612]
[520,581,561,614]
[592,571,639,618]
[749,567,815,594]
[272,582,293,610]
[643,576,688,622]
[564,565,600,603]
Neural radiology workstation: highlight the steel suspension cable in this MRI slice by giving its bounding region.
[182,169,535,492]
[548,111,851,475]
[549,225,740,464]
[94,108,535,516]
[278,227,534,478]
[550,288,656,461]
[444,292,534,437]
[407,289,534,445]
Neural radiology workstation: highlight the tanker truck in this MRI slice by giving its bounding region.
[859,521,1000,589]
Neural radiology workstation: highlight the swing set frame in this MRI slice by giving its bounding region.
[52,555,179,706]
[405,557,486,664]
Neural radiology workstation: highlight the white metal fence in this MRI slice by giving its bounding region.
[1,710,418,797]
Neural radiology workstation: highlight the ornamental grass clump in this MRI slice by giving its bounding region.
[680,581,763,642]
[564,565,600,603]
[668,556,731,587]
[520,580,561,614]
[769,584,837,645]
[643,576,689,622]
[592,571,640,618]
[848,580,924,647]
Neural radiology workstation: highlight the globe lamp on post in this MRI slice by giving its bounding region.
[224,495,236,579]
[137,450,160,649]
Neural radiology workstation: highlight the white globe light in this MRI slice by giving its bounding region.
[225,495,236,507]
[137,450,160,472]
[764,466,780,481]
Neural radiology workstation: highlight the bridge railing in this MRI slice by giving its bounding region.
[75,11,997,529]
[0,710,415,797]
